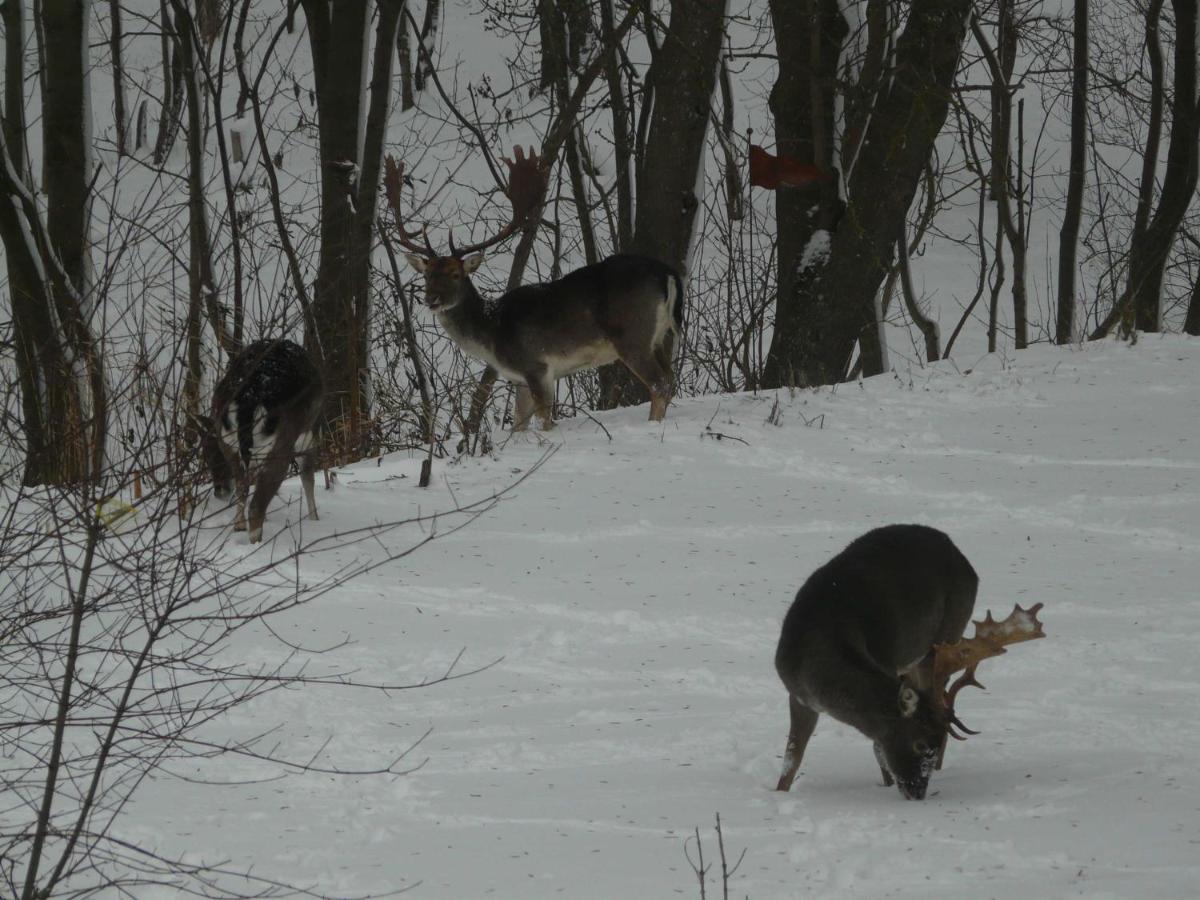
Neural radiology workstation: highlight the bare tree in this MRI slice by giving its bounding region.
[973,3,1030,350]
[2,0,106,485]
[1056,0,1088,344]
[299,0,404,461]
[1113,0,1200,335]
[1,428,546,896]
[599,0,728,409]
[760,0,848,388]
[764,0,973,386]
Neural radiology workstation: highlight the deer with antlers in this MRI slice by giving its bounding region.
[773,524,1045,800]
[385,148,683,430]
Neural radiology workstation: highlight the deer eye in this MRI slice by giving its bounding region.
[913,739,930,755]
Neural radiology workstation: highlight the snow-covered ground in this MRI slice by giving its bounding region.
[122,336,1200,898]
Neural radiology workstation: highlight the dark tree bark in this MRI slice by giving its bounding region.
[599,0,726,408]
[153,0,185,164]
[765,0,970,386]
[1,0,83,485]
[413,0,440,91]
[761,0,848,388]
[974,2,1029,350]
[3,0,106,484]
[348,0,404,441]
[1056,0,1087,344]
[544,0,598,264]
[301,0,370,456]
[397,0,416,111]
[1091,0,1200,338]
[43,0,92,298]
[1090,0,1164,338]
[1126,0,1200,333]
[168,0,229,434]
[1187,268,1200,334]
[600,0,633,249]
[897,221,940,362]
[108,0,128,155]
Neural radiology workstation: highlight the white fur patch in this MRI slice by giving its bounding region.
[663,276,679,335]
[899,685,919,718]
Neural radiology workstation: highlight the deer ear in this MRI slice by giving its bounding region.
[463,253,485,274]
[405,253,429,274]
[898,685,919,718]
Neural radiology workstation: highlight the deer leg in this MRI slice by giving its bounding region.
[233,459,251,532]
[776,696,819,792]
[524,370,556,431]
[300,449,319,521]
[246,446,293,543]
[873,743,896,786]
[512,383,536,432]
[617,346,673,422]
[655,329,677,392]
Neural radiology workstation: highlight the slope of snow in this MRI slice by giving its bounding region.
[124,336,1200,898]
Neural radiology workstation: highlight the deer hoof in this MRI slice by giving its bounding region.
[247,526,263,543]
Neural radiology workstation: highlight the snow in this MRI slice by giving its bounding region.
[123,335,1200,898]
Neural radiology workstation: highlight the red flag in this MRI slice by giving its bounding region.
[748,144,827,190]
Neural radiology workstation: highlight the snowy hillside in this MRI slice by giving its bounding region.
[123,336,1200,899]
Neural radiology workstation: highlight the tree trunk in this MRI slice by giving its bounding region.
[302,0,370,458]
[43,0,92,300]
[43,0,106,479]
[972,4,1028,350]
[1186,269,1200,335]
[396,0,415,111]
[766,0,971,386]
[153,0,185,164]
[1091,0,1164,338]
[600,0,633,249]
[171,0,226,437]
[897,222,940,362]
[109,0,128,155]
[598,0,726,408]
[348,0,404,449]
[544,0,598,264]
[761,0,848,388]
[1126,0,1200,333]
[2,0,106,484]
[1056,0,1087,344]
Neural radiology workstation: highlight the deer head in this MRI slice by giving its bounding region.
[384,147,548,312]
[874,681,949,800]
[195,413,233,500]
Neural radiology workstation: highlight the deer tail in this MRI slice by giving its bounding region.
[669,271,684,331]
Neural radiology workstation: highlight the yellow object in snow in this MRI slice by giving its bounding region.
[97,497,136,529]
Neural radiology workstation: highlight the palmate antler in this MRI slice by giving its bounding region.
[382,147,549,259]
[383,156,436,256]
[932,602,1045,740]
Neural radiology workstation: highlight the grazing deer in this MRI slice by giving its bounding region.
[198,339,323,543]
[384,150,683,430]
[774,524,1045,800]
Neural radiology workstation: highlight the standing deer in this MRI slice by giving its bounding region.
[385,151,683,430]
[774,524,1045,800]
[198,339,323,543]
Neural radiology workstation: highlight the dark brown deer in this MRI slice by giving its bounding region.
[198,339,323,543]
[774,524,1045,800]
[385,150,683,429]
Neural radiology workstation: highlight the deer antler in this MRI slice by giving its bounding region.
[383,155,435,256]
[932,603,1045,740]
[448,145,549,257]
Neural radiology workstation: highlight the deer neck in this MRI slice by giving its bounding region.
[436,278,489,340]
[434,277,508,367]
